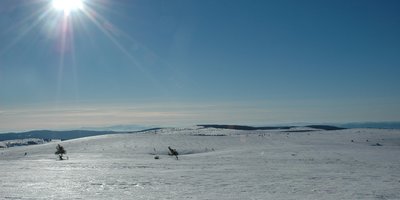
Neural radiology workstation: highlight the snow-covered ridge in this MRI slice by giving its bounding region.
[137,125,339,136]
[0,124,346,142]
[0,130,116,142]
[0,138,50,148]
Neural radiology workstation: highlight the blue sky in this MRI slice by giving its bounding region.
[0,0,400,131]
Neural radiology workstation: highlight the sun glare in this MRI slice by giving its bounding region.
[52,0,83,15]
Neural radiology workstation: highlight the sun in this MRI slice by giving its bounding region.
[52,0,84,15]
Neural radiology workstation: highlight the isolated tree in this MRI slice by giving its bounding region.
[168,146,179,160]
[55,144,67,160]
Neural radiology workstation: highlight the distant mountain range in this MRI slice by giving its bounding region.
[198,123,400,131]
[0,130,117,141]
[1,122,399,142]
[338,122,400,129]
[79,124,155,132]
[198,124,345,131]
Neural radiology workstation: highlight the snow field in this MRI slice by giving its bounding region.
[1,128,399,199]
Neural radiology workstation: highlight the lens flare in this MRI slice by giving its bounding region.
[52,0,83,15]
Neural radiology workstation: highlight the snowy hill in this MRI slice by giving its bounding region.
[0,130,117,141]
[1,127,399,199]
[0,138,49,148]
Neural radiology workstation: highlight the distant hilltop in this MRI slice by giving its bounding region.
[197,124,346,131]
[0,128,162,142]
[340,122,400,129]
[0,130,116,142]
[198,122,400,130]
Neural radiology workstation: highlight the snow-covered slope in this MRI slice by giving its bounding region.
[1,128,399,199]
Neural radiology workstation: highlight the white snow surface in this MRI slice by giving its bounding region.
[0,138,47,148]
[1,128,399,199]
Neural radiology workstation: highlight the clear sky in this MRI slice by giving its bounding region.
[1,0,400,132]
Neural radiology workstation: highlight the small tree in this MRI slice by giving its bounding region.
[168,146,179,160]
[55,144,67,160]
